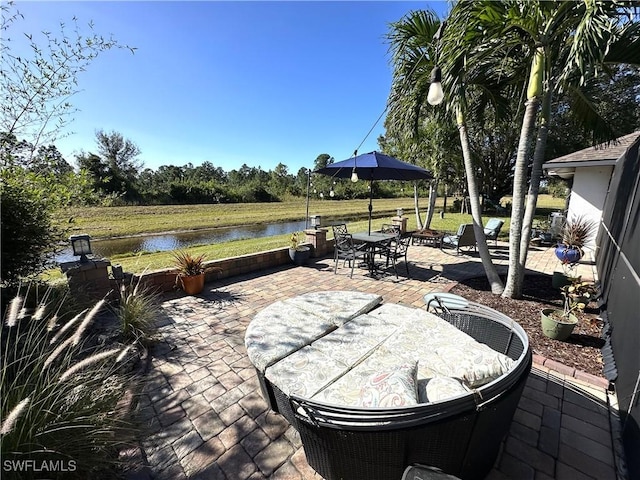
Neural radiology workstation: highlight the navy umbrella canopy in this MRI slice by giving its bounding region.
[314,151,433,233]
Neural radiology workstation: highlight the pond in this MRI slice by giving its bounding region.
[56,219,309,263]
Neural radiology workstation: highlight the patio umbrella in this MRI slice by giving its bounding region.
[314,151,433,233]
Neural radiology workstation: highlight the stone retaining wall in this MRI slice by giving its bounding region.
[63,229,335,296]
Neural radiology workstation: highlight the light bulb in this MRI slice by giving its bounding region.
[350,169,359,183]
[427,66,444,105]
[329,189,335,197]
[427,82,444,105]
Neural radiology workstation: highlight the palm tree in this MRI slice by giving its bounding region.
[385,10,450,231]
[441,0,639,298]
[386,8,506,293]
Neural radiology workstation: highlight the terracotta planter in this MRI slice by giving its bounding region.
[289,246,311,266]
[179,273,205,295]
[540,308,578,341]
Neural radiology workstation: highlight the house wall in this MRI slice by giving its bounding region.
[567,165,613,251]
[595,136,640,479]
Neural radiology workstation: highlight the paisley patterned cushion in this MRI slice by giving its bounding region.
[358,362,418,408]
[283,291,382,326]
[433,343,514,388]
[313,347,416,407]
[248,294,516,408]
[418,376,469,403]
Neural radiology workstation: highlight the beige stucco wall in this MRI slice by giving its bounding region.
[566,165,613,251]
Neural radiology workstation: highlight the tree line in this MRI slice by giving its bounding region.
[1,1,639,290]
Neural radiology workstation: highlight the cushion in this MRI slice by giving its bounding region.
[418,376,469,403]
[358,362,418,408]
[265,345,349,398]
[313,347,415,407]
[283,291,382,326]
[433,343,514,388]
[367,302,445,329]
[244,301,335,372]
[309,314,397,367]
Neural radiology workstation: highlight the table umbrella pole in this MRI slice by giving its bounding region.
[368,180,373,234]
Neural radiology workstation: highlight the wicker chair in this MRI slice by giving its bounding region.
[287,304,532,480]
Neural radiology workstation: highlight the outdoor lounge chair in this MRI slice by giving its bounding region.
[441,223,476,254]
[484,218,505,246]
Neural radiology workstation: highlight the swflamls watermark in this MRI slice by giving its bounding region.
[3,459,77,473]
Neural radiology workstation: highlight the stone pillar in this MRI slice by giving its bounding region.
[392,216,408,233]
[60,258,114,301]
[304,228,329,257]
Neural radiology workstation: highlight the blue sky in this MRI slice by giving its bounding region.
[13,1,450,174]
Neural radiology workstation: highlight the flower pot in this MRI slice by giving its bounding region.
[541,308,578,341]
[289,246,311,266]
[179,273,205,295]
[555,244,582,264]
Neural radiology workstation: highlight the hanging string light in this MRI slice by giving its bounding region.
[350,149,359,182]
[427,21,446,106]
[427,66,444,105]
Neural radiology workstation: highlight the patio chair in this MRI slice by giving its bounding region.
[380,223,400,235]
[375,223,401,258]
[332,223,349,263]
[383,234,411,278]
[332,223,349,238]
[484,218,504,246]
[441,224,477,255]
[333,233,369,278]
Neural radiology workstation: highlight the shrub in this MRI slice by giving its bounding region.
[0,168,64,286]
[0,288,136,478]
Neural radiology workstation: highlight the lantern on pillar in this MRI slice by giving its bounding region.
[70,234,92,263]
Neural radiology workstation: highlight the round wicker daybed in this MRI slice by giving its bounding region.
[245,291,532,480]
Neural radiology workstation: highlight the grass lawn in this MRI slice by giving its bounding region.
[50,195,565,275]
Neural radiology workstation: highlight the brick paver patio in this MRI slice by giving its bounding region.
[130,242,626,480]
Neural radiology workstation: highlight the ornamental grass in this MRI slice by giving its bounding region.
[0,286,139,479]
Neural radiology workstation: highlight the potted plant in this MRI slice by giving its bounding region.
[554,214,597,265]
[173,250,208,295]
[288,232,311,266]
[541,279,596,340]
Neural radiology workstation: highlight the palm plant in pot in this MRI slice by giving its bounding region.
[173,250,208,295]
[289,232,311,266]
[552,214,597,287]
[541,279,596,341]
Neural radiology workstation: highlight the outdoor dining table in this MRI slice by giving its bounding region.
[351,231,397,276]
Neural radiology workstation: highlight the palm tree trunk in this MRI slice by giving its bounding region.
[503,47,544,299]
[457,115,504,294]
[502,97,540,299]
[423,178,438,228]
[414,183,424,230]
[519,88,553,268]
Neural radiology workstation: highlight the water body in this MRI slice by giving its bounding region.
[56,219,309,263]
